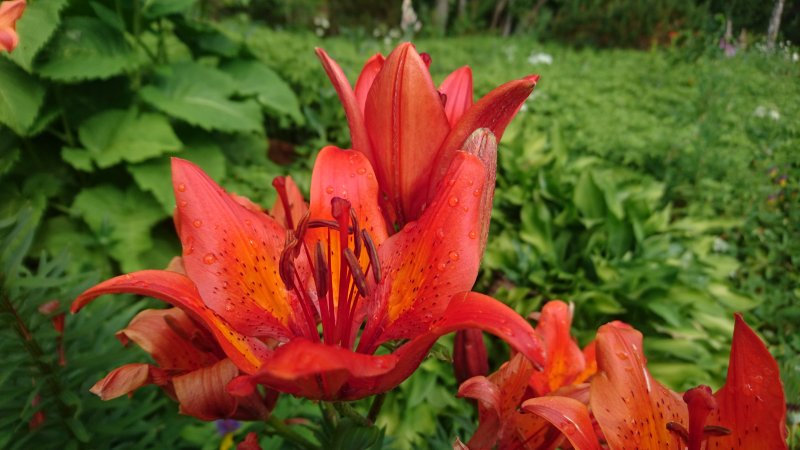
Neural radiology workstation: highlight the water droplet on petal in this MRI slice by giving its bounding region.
[448,251,459,261]
[473,189,481,197]
[203,253,216,265]
[326,186,335,194]
[179,200,188,208]
[225,302,234,312]
[436,228,445,239]
[177,183,186,192]
[467,179,474,186]
[616,351,629,360]
[563,423,576,435]
[437,262,447,271]
[192,219,203,228]
[357,167,367,175]
[448,196,459,207]
[468,230,477,239]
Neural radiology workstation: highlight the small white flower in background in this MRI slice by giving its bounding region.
[792,52,799,62]
[754,106,781,121]
[313,15,329,37]
[401,0,422,36]
[527,52,553,65]
[712,237,730,253]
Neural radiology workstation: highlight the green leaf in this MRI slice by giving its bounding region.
[72,185,168,272]
[573,171,606,222]
[128,142,227,214]
[143,0,198,18]
[7,0,69,71]
[78,109,182,168]
[0,59,46,136]
[140,63,263,132]
[36,17,139,82]
[61,147,94,172]
[221,60,304,123]
[89,2,126,32]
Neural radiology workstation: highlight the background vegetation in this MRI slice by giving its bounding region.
[1,0,797,448]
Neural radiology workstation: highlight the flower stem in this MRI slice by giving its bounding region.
[266,416,318,450]
[367,393,387,424]
[334,402,371,427]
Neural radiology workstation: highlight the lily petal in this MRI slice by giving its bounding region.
[356,292,546,399]
[90,363,164,400]
[116,308,220,370]
[364,42,451,224]
[0,0,25,53]
[354,53,385,114]
[430,75,539,198]
[72,270,271,374]
[309,146,388,245]
[708,314,788,449]
[173,359,247,420]
[522,396,602,450]
[439,66,473,127]
[590,323,687,449]
[227,338,398,401]
[530,301,585,396]
[172,157,296,340]
[315,48,373,162]
[362,151,486,346]
[461,129,497,258]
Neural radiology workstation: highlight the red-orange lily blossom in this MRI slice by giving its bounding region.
[91,303,276,421]
[517,314,788,450]
[457,301,625,450]
[0,0,25,53]
[73,146,545,401]
[316,42,538,229]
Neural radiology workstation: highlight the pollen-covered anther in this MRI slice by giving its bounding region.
[314,241,329,298]
[362,229,381,283]
[344,247,369,298]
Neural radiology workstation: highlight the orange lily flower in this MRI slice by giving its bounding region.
[90,302,276,421]
[316,43,538,228]
[516,314,788,450]
[0,0,25,53]
[457,300,620,449]
[73,146,545,401]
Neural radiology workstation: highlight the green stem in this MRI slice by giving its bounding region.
[266,416,318,450]
[334,402,371,427]
[321,401,338,428]
[367,393,386,424]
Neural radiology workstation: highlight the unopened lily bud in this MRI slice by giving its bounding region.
[453,329,489,385]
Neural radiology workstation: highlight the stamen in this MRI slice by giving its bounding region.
[350,208,362,257]
[703,426,731,437]
[344,247,369,298]
[314,241,329,299]
[666,422,689,443]
[272,176,295,230]
[362,229,381,282]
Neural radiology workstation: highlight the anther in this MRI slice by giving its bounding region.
[314,241,329,299]
[362,229,381,283]
[350,208,362,257]
[344,247,369,297]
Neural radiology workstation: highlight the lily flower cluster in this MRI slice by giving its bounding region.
[456,301,788,450]
[72,42,542,417]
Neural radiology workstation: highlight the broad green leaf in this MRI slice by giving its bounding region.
[61,147,94,172]
[34,216,113,276]
[72,185,168,272]
[222,60,304,123]
[142,0,198,18]
[0,60,46,136]
[128,142,227,214]
[7,0,69,71]
[89,2,126,32]
[78,109,182,168]
[573,171,606,222]
[140,62,263,132]
[36,17,139,82]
